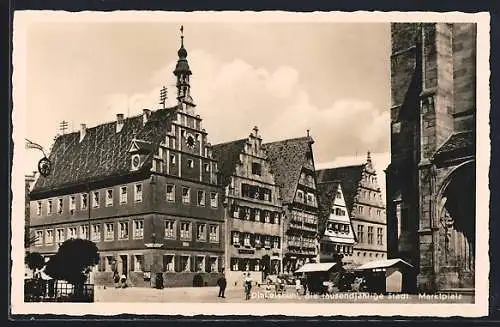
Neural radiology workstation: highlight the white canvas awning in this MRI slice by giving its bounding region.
[295,262,337,273]
[357,258,413,271]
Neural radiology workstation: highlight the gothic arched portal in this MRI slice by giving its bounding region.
[436,160,475,289]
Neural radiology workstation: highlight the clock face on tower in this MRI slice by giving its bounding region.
[186,134,195,148]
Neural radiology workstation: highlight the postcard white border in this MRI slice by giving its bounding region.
[11,10,491,317]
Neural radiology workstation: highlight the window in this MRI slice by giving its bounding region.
[377,227,384,245]
[47,199,53,214]
[358,205,364,214]
[210,192,218,208]
[56,228,65,244]
[187,159,194,168]
[195,256,205,272]
[81,194,88,210]
[119,222,129,239]
[45,229,54,245]
[296,190,304,202]
[106,189,113,206]
[166,184,175,202]
[91,224,101,242]
[251,162,262,176]
[133,220,144,239]
[180,222,191,240]
[357,225,364,243]
[165,220,176,239]
[336,192,342,199]
[306,193,315,205]
[180,255,190,272]
[105,223,114,241]
[243,233,251,247]
[273,237,280,249]
[209,257,218,273]
[120,186,127,204]
[93,191,100,208]
[182,187,190,204]
[35,230,43,246]
[69,196,76,214]
[254,209,260,222]
[134,255,144,272]
[209,225,219,242]
[232,232,240,245]
[368,226,374,244]
[68,227,77,239]
[197,190,206,206]
[79,225,89,239]
[163,255,175,272]
[36,201,42,215]
[57,198,63,215]
[204,163,210,172]
[368,207,372,217]
[265,212,271,224]
[135,184,143,202]
[197,224,206,241]
[170,154,176,165]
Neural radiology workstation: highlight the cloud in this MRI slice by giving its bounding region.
[60,50,390,177]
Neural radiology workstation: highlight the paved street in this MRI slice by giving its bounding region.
[94,286,474,303]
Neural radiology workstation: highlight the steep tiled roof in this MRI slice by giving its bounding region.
[212,139,247,187]
[316,165,364,214]
[31,107,176,194]
[433,131,475,161]
[316,181,341,237]
[263,137,314,204]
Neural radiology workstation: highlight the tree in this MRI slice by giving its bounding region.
[44,239,99,298]
[25,252,45,274]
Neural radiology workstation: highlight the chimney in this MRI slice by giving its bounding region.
[143,109,151,126]
[116,113,124,133]
[79,124,87,142]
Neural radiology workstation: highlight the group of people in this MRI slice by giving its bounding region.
[113,270,128,288]
[216,270,254,300]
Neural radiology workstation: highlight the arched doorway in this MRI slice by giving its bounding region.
[437,160,475,288]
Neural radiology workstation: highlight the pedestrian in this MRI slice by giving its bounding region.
[120,273,128,288]
[113,270,120,288]
[244,273,252,300]
[217,269,227,298]
[295,278,302,295]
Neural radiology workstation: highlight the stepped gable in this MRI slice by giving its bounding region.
[316,164,365,214]
[31,107,176,194]
[211,139,247,187]
[263,136,314,204]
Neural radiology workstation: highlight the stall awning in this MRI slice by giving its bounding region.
[357,258,413,271]
[295,262,337,273]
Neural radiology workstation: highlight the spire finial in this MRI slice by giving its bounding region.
[307,129,310,137]
[180,25,184,47]
[367,151,372,163]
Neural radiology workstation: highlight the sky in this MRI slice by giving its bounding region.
[18,17,392,194]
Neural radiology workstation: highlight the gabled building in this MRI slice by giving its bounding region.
[316,152,387,266]
[264,136,319,274]
[213,127,283,284]
[316,181,357,265]
[28,29,225,288]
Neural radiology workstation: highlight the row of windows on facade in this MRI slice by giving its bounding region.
[356,225,384,245]
[332,207,347,217]
[326,222,350,234]
[33,220,220,246]
[320,243,354,254]
[230,231,280,249]
[229,257,281,273]
[166,153,213,172]
[290,211,318,225]
[98,254,220,273]
[362,174,379,185]
[358,189,383,203]
[287,235,317,248]
[295,189,317,206]
[231,205,281,224]
[35,184,219,216]
[353,204,384,217]
[238,183,273,202]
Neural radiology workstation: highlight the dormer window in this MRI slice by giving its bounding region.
[131,154,141,170]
